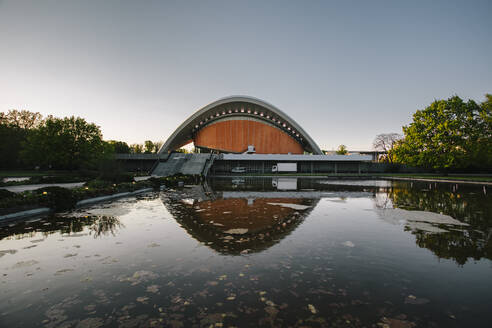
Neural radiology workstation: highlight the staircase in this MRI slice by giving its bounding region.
[180,153,210,175]
[152,153,188,176]
[151,153,213,177]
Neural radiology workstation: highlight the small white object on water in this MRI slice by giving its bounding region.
[181,199,194,205]
[267,202,311,210]
[224,228,249,235]
[342,241,355,248]
[308,304,317,314]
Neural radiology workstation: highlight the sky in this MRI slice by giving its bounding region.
[1,0,491,150]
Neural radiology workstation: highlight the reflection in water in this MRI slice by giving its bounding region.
[161,185,319,255]
[376,183,492,265]
[88,216,125,238]
[209,178,492,265]
[0,215,123,241]
[164,178,492,265]
[0,178,491,327]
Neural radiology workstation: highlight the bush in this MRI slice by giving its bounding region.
[98,159,133,183]
[147,177,164,189]
[78,169,100,179]
[146,174,201,189]
[36,186,77,211]
[384,164,402,173]
[0,189,15,200]
[85,179,113,189]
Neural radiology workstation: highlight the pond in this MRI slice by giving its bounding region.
[0,178,491,327]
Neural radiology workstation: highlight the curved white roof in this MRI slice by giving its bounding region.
[158,95,322,154]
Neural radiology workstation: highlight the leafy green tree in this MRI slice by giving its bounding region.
[107,140,130,154]
[22,116,105,170]
[0,109,43,129]
[144,140,155,153]
[0,124,27,169]
[130,144,143,154]
[394,95,492,170]
[0,110,43,169]
[153,141,163,153]
[336,144,348,155]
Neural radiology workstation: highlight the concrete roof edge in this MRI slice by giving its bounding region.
[158,96,323,154]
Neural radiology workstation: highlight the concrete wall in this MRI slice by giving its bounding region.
[210,160,425,175]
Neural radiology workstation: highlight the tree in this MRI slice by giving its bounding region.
[153,141,163,153]
[144,140,155,153]
[107,140,130,154]
[130,144,143,154]
[0,110,43,169]
[373,133,402,163]
[336,144,348,155]
[0,124,27,169]
[22,116,105,170]
[393,95,492,170]
[0,109,43,129]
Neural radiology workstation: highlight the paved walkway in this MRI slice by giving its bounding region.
[0,182,85,193]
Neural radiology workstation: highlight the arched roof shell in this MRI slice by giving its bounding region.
[158,95,322,154]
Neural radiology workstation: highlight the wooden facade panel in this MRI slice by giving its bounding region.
[194,120,304,154]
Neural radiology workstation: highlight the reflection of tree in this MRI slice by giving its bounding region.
[0,215,123,241]
[412,228,491,266]
[89,216,125,238]
[382,183,492,265]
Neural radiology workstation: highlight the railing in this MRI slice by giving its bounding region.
[148,160,160,175]
[202,154,216,177]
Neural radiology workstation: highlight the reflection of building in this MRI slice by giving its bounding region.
[114,96,375,175]
[160,178,381,255]
[136,96,372,176]
[160,184,320,255]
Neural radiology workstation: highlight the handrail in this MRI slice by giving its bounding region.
[148,159,160,175]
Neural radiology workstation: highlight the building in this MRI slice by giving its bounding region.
[124,95,375,176]
[158,95,322,155]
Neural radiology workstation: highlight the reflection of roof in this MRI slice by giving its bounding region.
[159,95,323,154]
[160,192,319,255]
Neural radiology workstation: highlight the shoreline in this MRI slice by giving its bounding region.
[209,174,492,185]
[0,188,154,223]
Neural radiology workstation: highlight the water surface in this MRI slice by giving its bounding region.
[0,178,491,327]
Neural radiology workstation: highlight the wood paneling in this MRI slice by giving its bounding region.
[194,120,304,154]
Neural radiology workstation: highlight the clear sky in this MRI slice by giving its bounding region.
[1,0,491,150]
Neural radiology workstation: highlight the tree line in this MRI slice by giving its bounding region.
[0,110,162,170]
[1,93,491,172]
[373,94,491,171]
